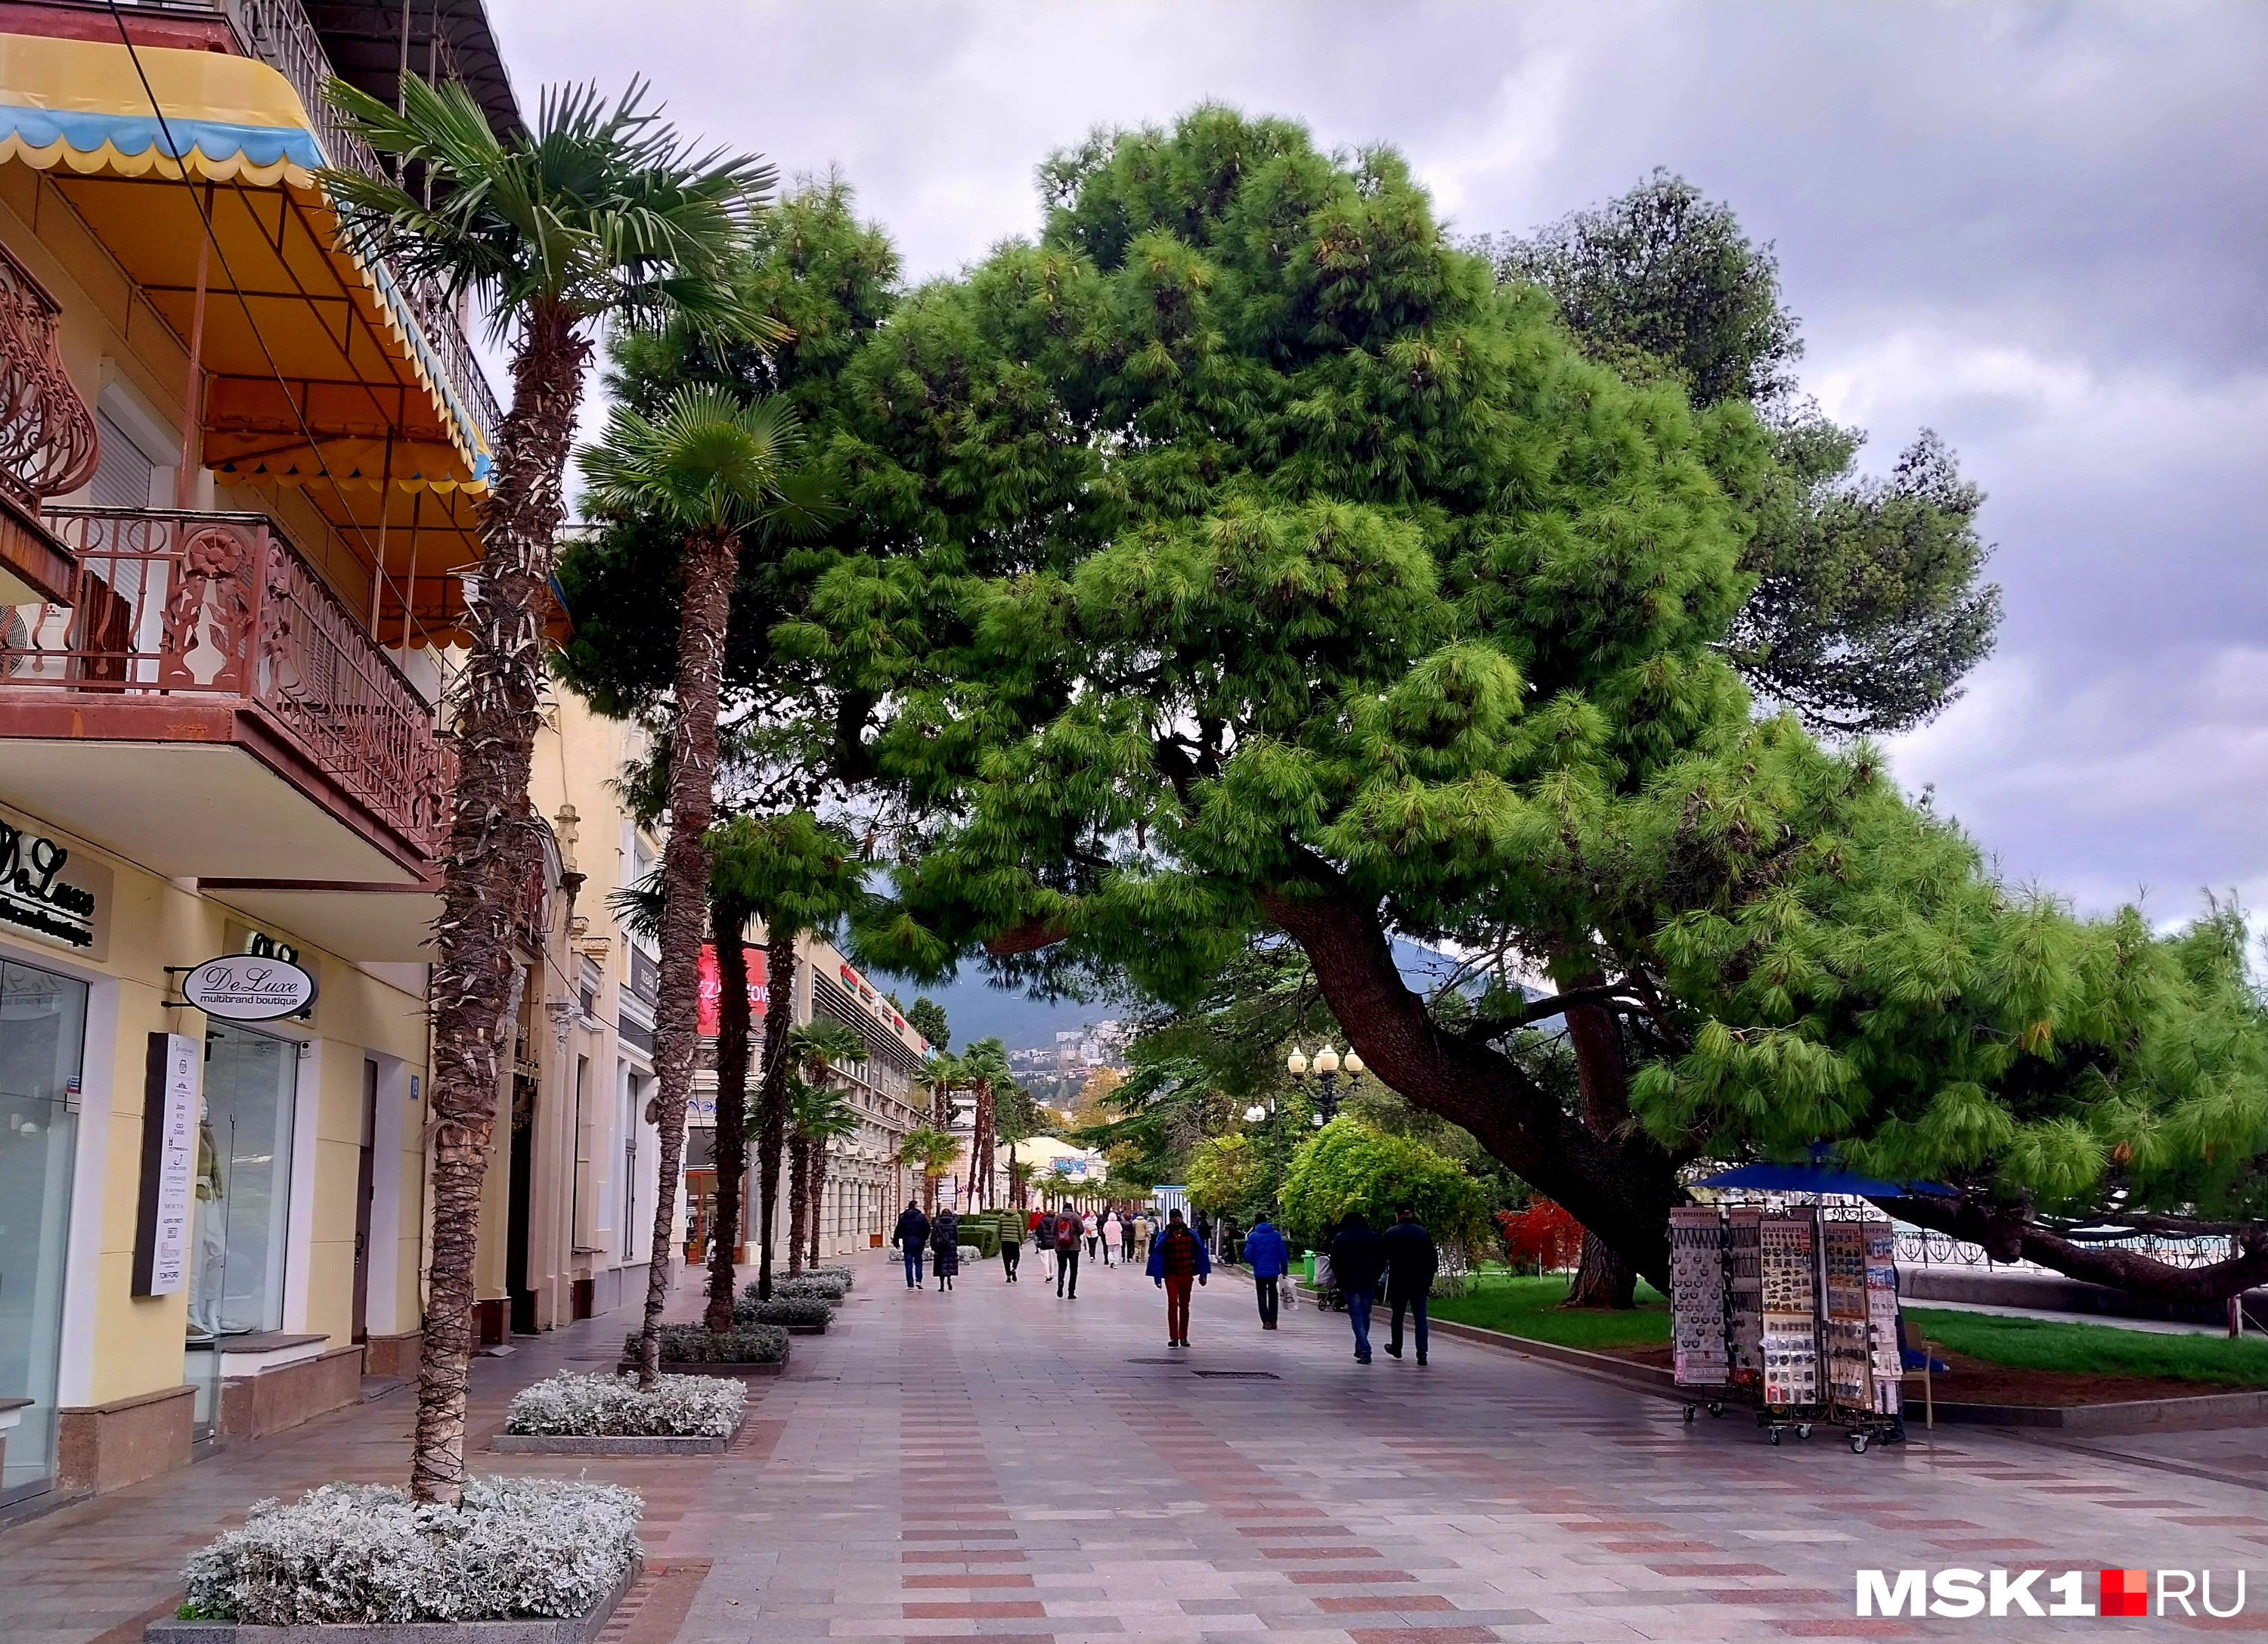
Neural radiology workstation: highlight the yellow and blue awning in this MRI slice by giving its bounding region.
[0,28,497,636]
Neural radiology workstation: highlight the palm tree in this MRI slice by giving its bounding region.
[580,387,825,1376]
[698,879,760,1334]
[322,74,773,1506]
[1005,1157,1037,1209]
[789,1075,860,1272]
[956,1038,1009,1211]
[781,1019,865,1273]
[920,1050,966,1131]
[707,813,868,1300]
[895,1126,962,1216]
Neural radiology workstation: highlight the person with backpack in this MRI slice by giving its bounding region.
[1146,1206,1211,1346]
[1242,1212,1290,1330]
[894,1199,931,1289]
[1380,1205,1438,1364]
[1034,1208,1058,1283]
[1328,1211,1386,1363]
[1054,1208,1083,1298]
[930,1208,960,1292]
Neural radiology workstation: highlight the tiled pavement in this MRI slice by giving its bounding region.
[5,1253,2267,1643]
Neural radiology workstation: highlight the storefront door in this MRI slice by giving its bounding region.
[0,957,86,1503]
[184,1025,299,1434]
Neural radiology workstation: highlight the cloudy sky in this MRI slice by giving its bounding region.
[497,0,2266,927]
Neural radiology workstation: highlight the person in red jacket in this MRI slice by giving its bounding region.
[1145,1207,1211,1347]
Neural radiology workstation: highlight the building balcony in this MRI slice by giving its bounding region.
[0,504,448,944]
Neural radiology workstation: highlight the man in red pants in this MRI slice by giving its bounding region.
[1146,1206,1211,1347]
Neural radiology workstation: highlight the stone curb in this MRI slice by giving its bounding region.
[1427,1317,2268,1433]
[145,1559,640,1644]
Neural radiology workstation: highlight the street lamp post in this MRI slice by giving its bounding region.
[1286,1044,1365,1125]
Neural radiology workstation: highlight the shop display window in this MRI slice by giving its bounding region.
[187,1027,299,1341]
[0,957,87,1501]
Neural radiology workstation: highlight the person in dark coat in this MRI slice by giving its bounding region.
[1054,1208,1083,1299]
[930,1208,960,1291]
[1145,1206,1212,1346]
[893,1200,931,1289]
[1328,1211,1386,1363]
[1242,1213,1290,1330]
[1380,1205,1438,1364]
[1034,1208,1058,1283]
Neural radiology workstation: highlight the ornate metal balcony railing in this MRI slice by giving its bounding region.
[0,241,98,516]
[3,506,448,857]
[213,0,504,445]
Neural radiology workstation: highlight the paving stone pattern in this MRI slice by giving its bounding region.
[5,1252,2266,1643]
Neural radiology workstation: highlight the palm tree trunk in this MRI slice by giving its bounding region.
[971,1078,994,1210]
[786,1136,810,1276]
[922,1168,937,1216]
[634,525,740,1385]
[704,906,753,1332]
[411,298,589,1508]
[807,1143,829,1267]
[752,929,795,1299]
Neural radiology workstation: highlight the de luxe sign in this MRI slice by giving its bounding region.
[181,954,318,1021]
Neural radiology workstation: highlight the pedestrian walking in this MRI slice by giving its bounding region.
[1035,1208,1057,1282]
[1101,1211,1123,1267]
[1000,1217,1022,1283]
[1328,1211,1386,1363]
[1055,1208,1083,1298]
[894,1199,931,1289]
[1381,1205,1437,1364]
[931,1208,960,1292]
[1083,1209,1099,1261]
[1243,1212,1290,1330]
[1146,1205,1211,1346]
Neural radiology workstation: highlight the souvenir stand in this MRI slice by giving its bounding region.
[1670,1165,1909,1454]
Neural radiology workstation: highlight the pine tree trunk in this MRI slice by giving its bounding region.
[752,932,795,1300]
[704,911,753,1332]
[1561,987,1641,1310]
[807,1144,829,1267]
[633,526,739,1385]
[410,299,589,1508]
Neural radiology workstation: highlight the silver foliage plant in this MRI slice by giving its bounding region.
[181,1476,640,1624]
[504,1371,746,1438]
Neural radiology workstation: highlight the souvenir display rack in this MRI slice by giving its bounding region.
[1670,1199,1905,1453]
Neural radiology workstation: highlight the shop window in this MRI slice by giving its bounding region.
[187,1027,298,1340]
[0,957,87,1502]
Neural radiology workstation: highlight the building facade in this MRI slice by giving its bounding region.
[685,939,929,1268]
[0,0,523,1508]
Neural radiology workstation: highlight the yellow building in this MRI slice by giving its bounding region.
[0,0,525,1509]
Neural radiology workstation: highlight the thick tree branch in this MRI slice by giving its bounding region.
[1260,855,1683,1287]
[1877,1193,2268,1305]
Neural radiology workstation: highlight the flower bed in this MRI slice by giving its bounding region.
[617,1323,790,1377]
[767,1271,850,1302]
[171,1477,640,1629]
[500,1373,744,1444]
[731,1295,834,1332]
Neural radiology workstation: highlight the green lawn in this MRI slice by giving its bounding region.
[1427,1276,2268,1389]
[1428,1273,1672,1352]
[1905,1307,2268,1388]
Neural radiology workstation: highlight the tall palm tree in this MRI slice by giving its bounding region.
[921,1050,967,1131]
[322,74,773,1506]
[699,879,760,1333]
[895,1127,962,1216]
[787,1072,860,1273]
[956,1038,1010,1211]
[781,1018,865,1273]
[1005,1156,1037,1209]
[580,387,824,1377]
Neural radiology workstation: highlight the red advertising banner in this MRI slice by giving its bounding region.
[696,943,769,1037]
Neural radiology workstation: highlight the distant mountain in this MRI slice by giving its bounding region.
[866,936,1470,1054]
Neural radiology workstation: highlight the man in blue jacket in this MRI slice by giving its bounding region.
[1328,1211,1387,1363]
[1243,1213,1290,1330]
